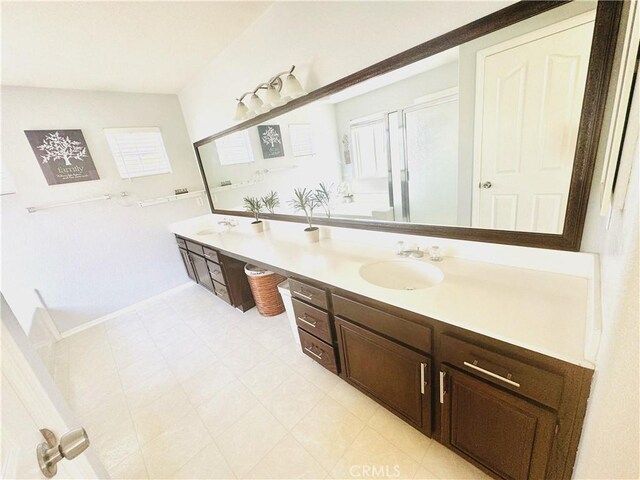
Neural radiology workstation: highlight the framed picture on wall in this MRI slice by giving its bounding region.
[257,125,284,159]
[24,129,100,185]
[289,124,314,157]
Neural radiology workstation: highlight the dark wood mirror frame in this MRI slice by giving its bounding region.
[193,0,622,251]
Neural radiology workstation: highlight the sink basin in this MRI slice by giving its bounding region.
[359,260,444,290]
[196,229,220,236]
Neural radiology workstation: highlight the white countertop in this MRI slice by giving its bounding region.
[171,221,593,369]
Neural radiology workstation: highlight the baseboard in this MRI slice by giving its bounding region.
[60,282,193,339]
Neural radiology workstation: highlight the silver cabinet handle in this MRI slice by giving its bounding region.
[420,363,427,395]
[294,291,313,301]
[439,371,446,404]
[297,315,317,327]
[304,346,323,359]
[463,361,520,388]
[210,270,221,276]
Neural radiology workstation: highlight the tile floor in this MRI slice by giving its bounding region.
[49,284,489,479]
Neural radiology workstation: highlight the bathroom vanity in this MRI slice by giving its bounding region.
[172,227,593,480]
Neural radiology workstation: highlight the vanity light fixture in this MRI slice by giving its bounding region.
[233,65,306,121]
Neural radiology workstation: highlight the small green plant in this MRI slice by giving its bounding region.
[314,182,333,219]
[243,196,263,223]
[261,190,280,214]
[288,188,320,231]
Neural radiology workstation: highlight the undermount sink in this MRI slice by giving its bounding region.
[196,228,220,236]
[359,260,444,291]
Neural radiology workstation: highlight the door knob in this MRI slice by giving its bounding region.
[480,181,492,189]
[37,428,90,478]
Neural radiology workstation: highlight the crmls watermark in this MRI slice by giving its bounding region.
[349,464,401,478]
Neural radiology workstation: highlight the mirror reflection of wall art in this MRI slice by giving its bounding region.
[258,125,284,159]
[25,129,99,185]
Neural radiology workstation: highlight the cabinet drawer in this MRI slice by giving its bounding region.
[185,240,204,255]
[332,295,431,353]
[175,236,187,249]
[202,246,219,264]
[440,335,564,410]
[289,279,329,310]
[293,298,332,343]
[207,261,225,285]
[214,281,232,305]
[298,328,338,374]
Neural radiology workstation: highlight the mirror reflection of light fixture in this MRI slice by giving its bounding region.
[233,65,306,121]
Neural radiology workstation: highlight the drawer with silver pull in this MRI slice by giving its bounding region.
[207,260,226,285]
[440,335,564,409]
[202,246,220,264]
[298,328,338,374]
[289,278,329,310]
[292,298,332,343]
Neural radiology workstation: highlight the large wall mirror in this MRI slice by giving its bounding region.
[195,1,622,251]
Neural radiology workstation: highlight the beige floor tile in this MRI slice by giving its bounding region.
[412,465,439,480]
[167,345,218,381]
[131,387,195,445]
[80,391,131,439]
[158,333,208,365]
[106,319,148,347]
[119,351,169,390]
[111,337,159,371]
[66,373,123,417]
[219,339,271,375]
[215,404,288,479]
[330,426,419,479]
[292,397,365,472]
[107,448,149,479]
[91,418,140,471]
[141,412,213,479]
[149,323,196,350]
[261,373,324,429]
[368,407,433,463]
[254,323,295,351]
[197,378,260,436]
[104,311,141,331]
[421,442,491,480]
[328,381,379,423]
[172,442,236,479]
[295,359,341,393]
[181,362,236,407]
[247,434,327,479]
[123,369,178,410]
[238,355,295,398]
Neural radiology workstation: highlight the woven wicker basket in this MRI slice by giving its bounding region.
[245,265,286,317]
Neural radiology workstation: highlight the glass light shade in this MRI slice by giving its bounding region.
[233,101,249,121]
[248,93,270,114]
[264,85,284,106]
[281,74,306,99]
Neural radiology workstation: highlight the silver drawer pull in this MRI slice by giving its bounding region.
[420,363,427,395]
[294,291,313,301]
[463,361,520,388]
[210,270,221,276]
[297,315,317,327]
[439,371,446,404]
[304,346,323,360]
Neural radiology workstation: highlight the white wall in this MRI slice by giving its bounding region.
[1,87,208,333]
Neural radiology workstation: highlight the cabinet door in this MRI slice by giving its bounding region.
[439,365,556,480]
[335,317,431,434]
[190,253,214,293]
[179,248,196,282]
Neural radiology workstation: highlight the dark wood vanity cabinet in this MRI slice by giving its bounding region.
[336,317,432,434]
[175,236,254,311]
[439,365,556,480]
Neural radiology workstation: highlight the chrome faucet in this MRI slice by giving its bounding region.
[217,218,238,230]
[396,241,424,258]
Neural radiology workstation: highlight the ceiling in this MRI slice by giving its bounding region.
[1,1,271,94]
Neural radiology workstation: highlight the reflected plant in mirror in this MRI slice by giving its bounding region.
[261,190,280,214]
[243,196,264,233]
[289,188,320,243]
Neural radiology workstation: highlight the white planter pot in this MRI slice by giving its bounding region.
[304,227,320,243]
[250,221,264,234]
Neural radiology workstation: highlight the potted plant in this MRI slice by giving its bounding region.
[289,188,320,243]
[314,182,333,219]
[243,196,264,233]
[261,190,280,214]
